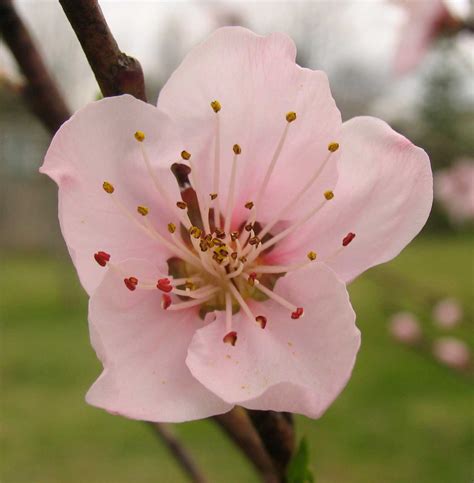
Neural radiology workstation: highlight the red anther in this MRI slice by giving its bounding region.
[291,307,304,319]
[255,315,267,329]
[223,331,238,346]
[162,294,172,310]
[124,276,138,291]
[157,278,173,293]
[94,251,110,267]
[342,232,356,247]
[248,272,257,286]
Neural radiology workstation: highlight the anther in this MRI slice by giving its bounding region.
[199,239,209,252]
[324,190,334,200]
[137,205,149,216]
[102,181,114,194]
[342,232,356,246]
[256,315,267,329]
[248,236,261,246]
[162,293,172,310]
[328,142,339,152]
[134,131,145,142]
[291,307,304,319]
[184,281,196,290]
[248,272,257,286]
[223,331,237,346]
[230,231,239,241]
[94,251,110,267]
[210,100,221,113]
[233,144,242,155]
[167,222,176,234]
[212,238,224,247]
[189,226,202,239]
[210,193,218,200]
[245,223,254,232]
[181,150,191,160]
[176,201,188,210]
[245,201,254,210]
[307,251,317,261]
[157,278,173,293]
[215,229,226,239]
[286,111,297,123]
[124,276,138,291]
[239,256,248,263]
[231,252,238,260]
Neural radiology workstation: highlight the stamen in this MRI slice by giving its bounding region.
[254,111,295,214]
[226,262,244,279]
[137,205,149,216]
[244,201,254,210]
[176,201,188,210]
[258,142,338,240]
[224,145,241,235]
[167,223,176,233]
[250,257,314,274]
[124,276,138,291]
[324,190,334,200]
[172,285,220,299]
[223,331,237,346]
[247,276,298,315]
[134,131,145,142]
[166,292,218,311]
[227,282,257,325]
[247,272,257,286]
[162,294,172,310]
[94,251,110,267]
[328,141,339,152]
[211,100,222,228]
[255,315,267,329]
[225,291,233,332]
[307,251,317,261]
[157,278,173,292]
[210,193,218,200]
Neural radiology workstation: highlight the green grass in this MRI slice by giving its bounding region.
[1,234,473,483]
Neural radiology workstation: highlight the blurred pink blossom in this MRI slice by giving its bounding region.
[433,298,463,328]
[393,0,459,74]
[433,337,471,369]
[435,159,474,224]
[389,312,422,344]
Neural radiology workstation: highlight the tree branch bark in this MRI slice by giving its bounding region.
[149,423,208,483]
[214,407,281,483]
[59,0,146,102]
[246,410,295,480]
[0,0,71,134]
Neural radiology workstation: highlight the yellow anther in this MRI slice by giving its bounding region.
[189,226,202,239]
[245,201,254,210]
[233,144,242,155]
[102,181,115,194]
[210,193,218,200]
[249,236,261,246]
[239,256,248,263]
[167,223,176,234]
[185,281,196,290]
[199,239,209,252]
[210,100,221,113]
[176,201,188,210]
[137,205,149,216]
[181,150,191,160]
[307,251,317,261]
[134,131,145,142]
[324,190,334,200]
[230,231,239,241]
[328,142,339,152]
[286,111,297,123]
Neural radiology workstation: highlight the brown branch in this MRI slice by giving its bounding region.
[0,0,71,134]
[149,423,207,483]
[59,0,146,101]
[246,410,295,480]
[214,408,280,483]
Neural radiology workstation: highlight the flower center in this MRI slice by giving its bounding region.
[93,101,356,345]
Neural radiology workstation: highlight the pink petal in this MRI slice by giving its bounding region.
[86,259,232,422]
[186,263,360,418]
[41,95,183,294]
[158,26,341,229]
[272,116,432,284]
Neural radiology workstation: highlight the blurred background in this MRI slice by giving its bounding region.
[1,1,473,482]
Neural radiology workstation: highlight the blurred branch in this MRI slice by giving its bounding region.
[214,408,280,483]
[59,0,146,101]
[149,423,208,483]
[247,410,295,479]
[0,0,71,134]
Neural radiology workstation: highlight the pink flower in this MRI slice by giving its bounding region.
[435,159,474,224]
[389,312,422,344]
[433,337,471,370]
[393,0,459,75]
[433,298,463,328]
[41,28,432,422]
